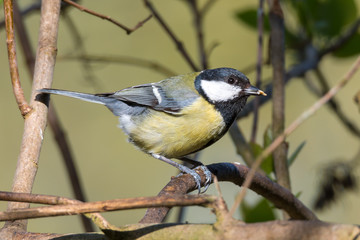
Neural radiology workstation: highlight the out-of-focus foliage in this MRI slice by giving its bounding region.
[241,198,277,223]
[235,0,360,58]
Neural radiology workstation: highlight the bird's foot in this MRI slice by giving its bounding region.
[195,165,212,193]
[176,165,212,194]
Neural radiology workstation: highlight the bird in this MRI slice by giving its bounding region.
[38,67,266,193]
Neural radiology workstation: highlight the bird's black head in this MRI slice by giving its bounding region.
[195,68,265,125]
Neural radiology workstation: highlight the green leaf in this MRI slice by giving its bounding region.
[241,198,277,223]
[295,191,302,199]
[263,126,273,148]
[332,33,360,58]
[250,142,273,175]
[289,0,358,39]
[234,8,270,32]
[287,141,306,167]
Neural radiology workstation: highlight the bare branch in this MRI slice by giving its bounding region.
[0,194,216,221]
[231,55,360,216]
[250,0,265,142]
[3,0,32,117]
[187,0,208,69]
[143,0,199,71]
[313,68,360,138]
[268,0,291,220]
[62,0,152,35]
[12,2,94,232]
[1,0,62,233]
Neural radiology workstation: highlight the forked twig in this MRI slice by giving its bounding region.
[3,0,32,117]
[62,0,152,35]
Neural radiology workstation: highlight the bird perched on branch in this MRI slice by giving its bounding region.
[38,68,266,193]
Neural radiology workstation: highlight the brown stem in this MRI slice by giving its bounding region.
[250,0,265,143]
[229,124,255,166]
[1,0,61,234]
[0,194,215,221]
[62,0,152,35]
[12,2,94,232]
[268,0,291,220]
[3,0,32,118]
[188,0,208,69]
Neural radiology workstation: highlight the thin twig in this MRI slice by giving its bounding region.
[230,55,360,216]
[143,0,199,71]
[250,0,265,143]
[61,12,102,91]
[188,0,208,69]
[0,194,216,221]
[319,18,360,57]
[314,68,360,138]
[229,124,255,166]
[0,191,121,230]
[4,0,32,117]
[200,0,217,16]
[62,0,152,35]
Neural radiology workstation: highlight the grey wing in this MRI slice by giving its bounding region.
[96,83,197,114]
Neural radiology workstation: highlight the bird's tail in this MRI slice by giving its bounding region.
[38,88,111,105]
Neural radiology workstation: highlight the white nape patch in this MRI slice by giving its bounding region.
[152,84,162,104]
[118,114,135,135]
[200,80,242,102]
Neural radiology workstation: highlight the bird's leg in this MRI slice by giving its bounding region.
[178,156,203,167]
[151,153,212,193]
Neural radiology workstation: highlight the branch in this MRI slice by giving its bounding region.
[1,0,62,234]
[187,0,208,69]
[0,194,216,221]
[319,18,360,57]
[229,124,255,166]
[0,191,114,230]
[140,163,317,223]
[313,68,360,138]
[4,0,32,117]
[143,0,199,71]
[268,0,291,220]
[12,2,94,232]
[62,0,152,35]
[250,0,265,142]
[230,55,360,215]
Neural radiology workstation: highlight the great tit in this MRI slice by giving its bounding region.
[38,67,266,193]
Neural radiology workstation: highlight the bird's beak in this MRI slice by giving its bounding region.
[244,85,267,96]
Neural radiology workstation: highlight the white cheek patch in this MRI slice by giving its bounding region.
[152,84,162,104]
[200,80,242,102]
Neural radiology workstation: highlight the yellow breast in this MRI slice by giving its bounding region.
[128,97,226,158]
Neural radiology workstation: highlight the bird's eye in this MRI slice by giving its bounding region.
[227,77,236,85]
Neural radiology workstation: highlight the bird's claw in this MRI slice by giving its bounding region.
[195,165,212,194]
[176,165,212,194]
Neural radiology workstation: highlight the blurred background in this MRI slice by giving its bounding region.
[0,0,359,234]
